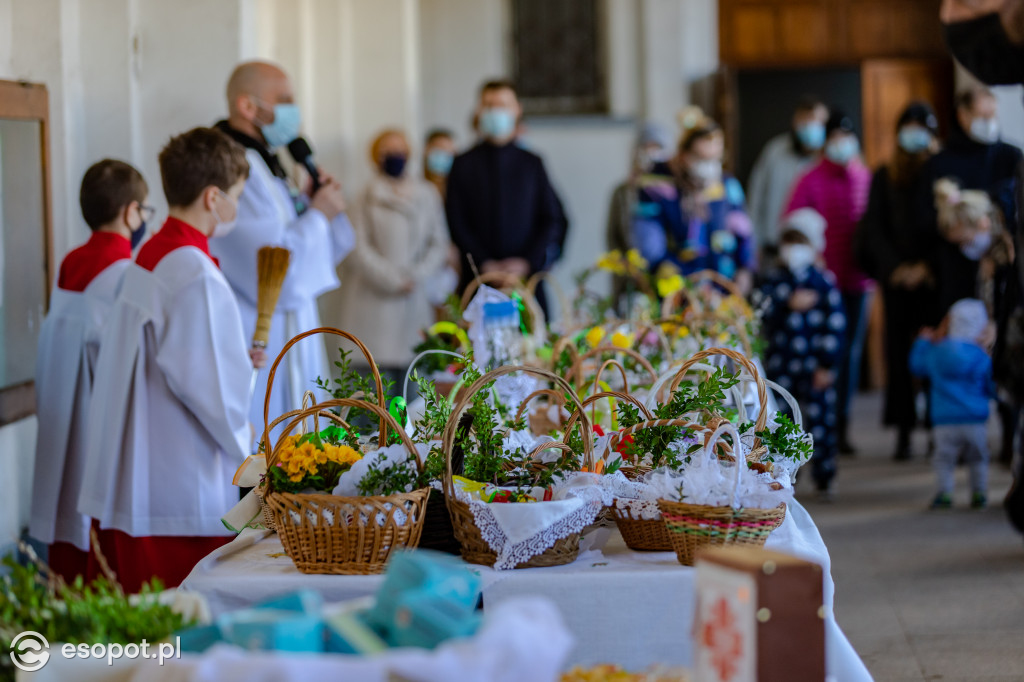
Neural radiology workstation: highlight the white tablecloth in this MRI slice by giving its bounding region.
[180,500,872,681]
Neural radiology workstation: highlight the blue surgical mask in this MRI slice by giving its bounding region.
[795,122,826,151]
[381,154,407,179]
[426,150,453,176]
[898,127,932,154]
[825,136,859,165]
[479,107,517,141]
[258,102,302,148]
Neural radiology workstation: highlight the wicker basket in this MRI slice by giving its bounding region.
[610,501,672,551]
[657,422,787,566]
[262,328,429,574]
[440,365,594,569]
[601,416,709,551]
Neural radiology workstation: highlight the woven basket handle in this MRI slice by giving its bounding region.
[668,347,768,433]
[591,359,630,399]
[526,271,570,329]
[268,398,422,472]
[660,287,697,318]
[440,365,591,499]
[734,375,805,430]
[459,272,523,312]
[702,422,746,508]
[566,345,657,389]
[513,388,567,424]
[267,406,355,441]
[562,390,654,433]
[262,327,386,453]
[606,417,709,452]
[524,441,577,465]
[403,349,468,414]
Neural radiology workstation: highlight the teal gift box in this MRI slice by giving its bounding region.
[254,590,323,615]
[364,549,482,648]
[324,610,389,655]
[222,610,325,652]
[389,592,481,649]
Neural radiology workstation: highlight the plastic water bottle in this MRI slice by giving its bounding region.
[482,301,523,368]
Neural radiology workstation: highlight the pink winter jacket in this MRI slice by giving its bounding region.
[785,158,873,293]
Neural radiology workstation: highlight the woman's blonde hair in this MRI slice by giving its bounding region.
[368,128,410,164]
[934,177,1002,239]
[676,106,721,152]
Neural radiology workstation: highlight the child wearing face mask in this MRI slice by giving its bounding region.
[910,299,994,509]
[756,208,846,500]
[29,160,150,583]
[77,128,259,593]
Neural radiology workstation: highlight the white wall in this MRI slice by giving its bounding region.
[0,0,252,555]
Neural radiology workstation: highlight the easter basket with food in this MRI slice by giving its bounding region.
[439,365,606,569]
[260,328,430,575]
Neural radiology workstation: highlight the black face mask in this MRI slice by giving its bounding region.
[944,12,1024,85]
[130,221,146,250]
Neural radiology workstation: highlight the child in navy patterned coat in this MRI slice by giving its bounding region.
[757,208,847,498]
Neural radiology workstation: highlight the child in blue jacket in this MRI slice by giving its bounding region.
[909,299,994,509]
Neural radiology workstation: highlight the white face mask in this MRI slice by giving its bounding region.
[961,230,992,260]
[968,117,1000,145]
[780,243,817,273]
[690,159,722,184]
[211,190,238,238]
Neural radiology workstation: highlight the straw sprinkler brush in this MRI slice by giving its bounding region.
[250,246,291,399]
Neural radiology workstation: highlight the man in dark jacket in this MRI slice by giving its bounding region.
[445,80,567,311]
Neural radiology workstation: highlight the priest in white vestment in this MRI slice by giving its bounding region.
[213,61,354,436]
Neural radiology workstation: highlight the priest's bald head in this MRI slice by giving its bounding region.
[226,61,299,148]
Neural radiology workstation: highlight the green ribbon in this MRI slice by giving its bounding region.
[319,424,348,443]
[510,292,529,336]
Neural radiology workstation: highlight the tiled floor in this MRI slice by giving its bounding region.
[800,393,1024,681]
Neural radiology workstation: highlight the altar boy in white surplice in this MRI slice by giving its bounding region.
[213,61,355,433]
[30,159,150,584]
[78,128,261,594]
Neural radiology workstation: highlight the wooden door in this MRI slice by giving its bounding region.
[860,59,954,169]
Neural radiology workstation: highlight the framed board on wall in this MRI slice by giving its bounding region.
[0,80,53,426]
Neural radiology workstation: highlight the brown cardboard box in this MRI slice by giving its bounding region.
[694,546,825,682]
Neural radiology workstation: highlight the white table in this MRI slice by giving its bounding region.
[181,500,872,681]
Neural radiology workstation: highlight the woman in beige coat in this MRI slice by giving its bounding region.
[337,129,452,374]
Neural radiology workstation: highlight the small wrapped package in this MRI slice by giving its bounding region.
[694,547,825,682]
[365,549,481,637]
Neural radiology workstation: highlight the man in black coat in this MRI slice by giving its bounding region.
[445,80,567,311]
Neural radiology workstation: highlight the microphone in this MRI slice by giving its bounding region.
[287,137,321,194]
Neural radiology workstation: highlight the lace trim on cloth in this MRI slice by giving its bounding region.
[465,496,604,570]
[612,498,662,521]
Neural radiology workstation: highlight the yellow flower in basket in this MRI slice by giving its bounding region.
[656,274,684,299]
[625,249,648,271]
[596,250,626,275]
[272,435,363,492]
[611,331,634,349]
[584,326,605,348]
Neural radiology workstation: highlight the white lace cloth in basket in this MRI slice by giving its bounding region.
[452,477,605,570]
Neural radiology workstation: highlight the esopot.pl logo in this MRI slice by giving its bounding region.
[9,631,50,672]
